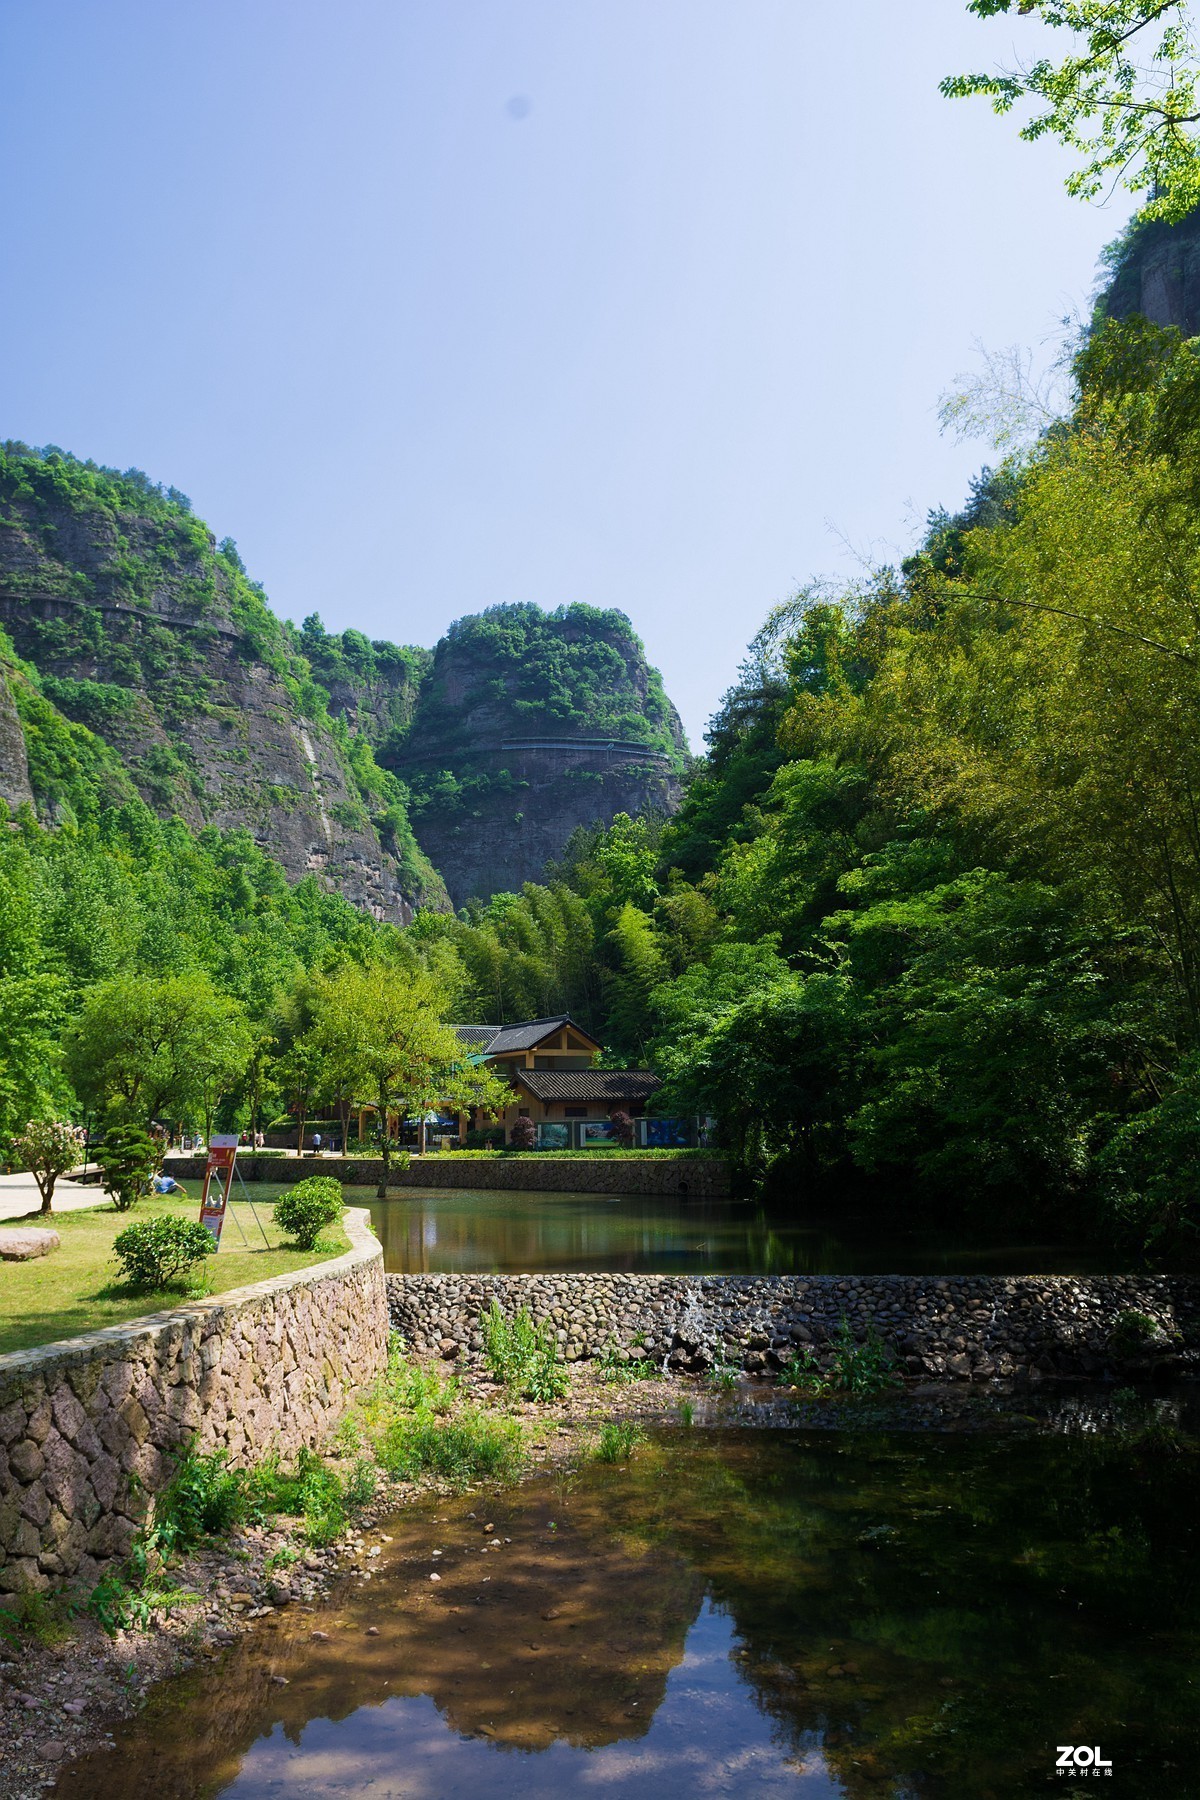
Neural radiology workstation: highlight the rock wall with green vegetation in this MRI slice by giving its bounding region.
[380,603,687,906]
[293,614,431,749]
[0,446,446,921]
[0,1208,386,1593]
[385,1270,1200,1380]
[1096,203,1200,337]
[0,451,689,916]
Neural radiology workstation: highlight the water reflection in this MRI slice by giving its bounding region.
[58,1426,1200,1799]
[362,1190,1131,1277]
[226,1183,1135,1276]
[228,1604,838,1798]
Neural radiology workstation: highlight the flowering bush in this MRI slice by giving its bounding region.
[12,1118,86,1214]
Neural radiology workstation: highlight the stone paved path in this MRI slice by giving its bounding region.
[0,1170,104,1222]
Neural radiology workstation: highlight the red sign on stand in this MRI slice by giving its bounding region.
[198,1135,238,1248]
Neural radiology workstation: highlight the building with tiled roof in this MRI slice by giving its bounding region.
[514,1069,661,1104]
[448,1014,664,1148]
[358,1014,677,1150]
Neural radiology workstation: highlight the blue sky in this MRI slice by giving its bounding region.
[1,1,1125,746]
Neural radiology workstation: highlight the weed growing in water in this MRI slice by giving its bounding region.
[352,1338,526,1489]
[776,1346,827,1393]
[595,1420,645,1462]
[678,1399,696,1428]
[777,1318,900,1398]
[375,1409,525,1487]
[480,1301,569,1402]
[707,1354,739,1393]
[596,1338,657,1384]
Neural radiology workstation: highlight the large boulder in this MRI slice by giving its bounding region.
[0,1228,61,1261]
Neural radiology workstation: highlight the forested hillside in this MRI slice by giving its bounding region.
[382,603,686,905]
[0,450,692,1152]
[0,447,688,912]
[0,446,447,919]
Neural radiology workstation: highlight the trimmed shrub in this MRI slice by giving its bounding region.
[97,1126,160,1212]
[508,1116,537,1152]
[609,1109,635,1148]
[113,1215,213,1289]
[273,1176,344,1249]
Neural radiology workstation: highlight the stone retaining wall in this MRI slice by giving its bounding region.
[386,1271,1200,1382]
[0,1211,388,1595]
[167,1155,729,1197]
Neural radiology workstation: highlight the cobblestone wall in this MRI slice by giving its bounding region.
[386,1271,1200,1381]
[0,1211,387,1595]
[168,1155,730,1197]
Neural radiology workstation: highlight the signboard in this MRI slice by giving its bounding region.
[198,1134,238,1248]
[647,1117,691,1148]
[579,1121,616,1146]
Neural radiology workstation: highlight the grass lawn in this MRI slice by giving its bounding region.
[0,1194,350,1356]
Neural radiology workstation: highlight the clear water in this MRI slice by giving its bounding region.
[229,1184,1131,1276]
[56,1423,1200,1798]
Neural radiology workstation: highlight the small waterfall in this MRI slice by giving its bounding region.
[669,1283,714,1370]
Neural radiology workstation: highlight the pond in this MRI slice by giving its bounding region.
[230,1183,1136,1276]
[55,1420,1199,1798]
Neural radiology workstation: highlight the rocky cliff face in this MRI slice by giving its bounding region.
[0,662,33,815]
[383,602,687,906]
[0,450,446,920]
[411,749,683,907]
[295,619,431,748]
[0,452,689,918]
[1099,207,1200,337]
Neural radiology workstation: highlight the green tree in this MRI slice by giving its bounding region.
[65,971,252,1130]
[1098,1051,1200,1246]
[311,962,507,1196]
[944,1,1200,222]
[0,972,68,1142]
[604,903,669,1061]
